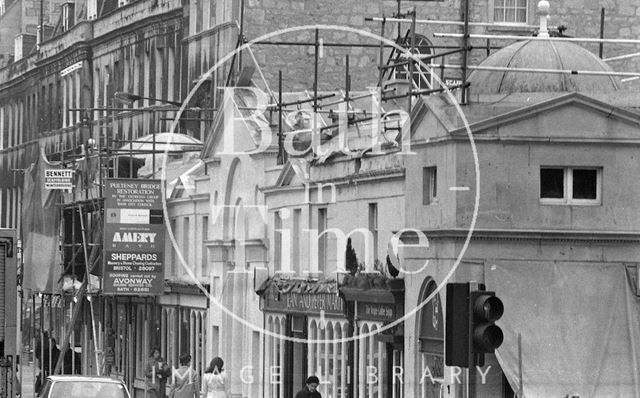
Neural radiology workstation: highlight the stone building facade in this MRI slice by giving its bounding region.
[1,0,640,397]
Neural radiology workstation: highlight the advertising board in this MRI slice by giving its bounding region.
[103,179,164,295]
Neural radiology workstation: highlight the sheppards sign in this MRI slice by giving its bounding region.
[262,290,345,315]
[103,178,164,295]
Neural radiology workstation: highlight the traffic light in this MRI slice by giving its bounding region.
[445,283,504,368]
[470,287,504,366]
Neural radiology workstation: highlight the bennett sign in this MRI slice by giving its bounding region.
[103,178,164,295]
[44,169,74,190]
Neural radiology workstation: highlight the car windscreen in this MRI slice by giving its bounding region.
[50,381,127,398]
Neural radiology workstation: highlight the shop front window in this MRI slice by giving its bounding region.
[354,322,386,398]
[265,315,286,398]
[307,318,349,398]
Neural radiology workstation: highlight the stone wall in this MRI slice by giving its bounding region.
[240,0,498,92]
[238,0,640,92]
[0,0,65,68]
[0,1,20,67]
[552,0,640,89]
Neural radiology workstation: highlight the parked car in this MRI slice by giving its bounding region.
[38,375,131,398]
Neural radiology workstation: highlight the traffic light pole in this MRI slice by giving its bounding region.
[467,366,476,398]
[467,282,481,398]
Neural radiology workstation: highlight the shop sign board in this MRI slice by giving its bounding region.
[356,301,397,322]
[103,178,164,295]
[262,291,345,316]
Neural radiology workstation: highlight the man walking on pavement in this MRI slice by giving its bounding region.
[294,376,322,398]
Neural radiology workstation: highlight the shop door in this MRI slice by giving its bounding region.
[291,315,307,393]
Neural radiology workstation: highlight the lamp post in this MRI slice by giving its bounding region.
[113,92,185,177]
[113,91,183,107]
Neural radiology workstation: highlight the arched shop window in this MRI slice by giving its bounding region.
[417,279,444,398]
[394,34,433,90]
[265,315,286,398]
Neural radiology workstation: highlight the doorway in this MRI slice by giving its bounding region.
[288,315,308,395]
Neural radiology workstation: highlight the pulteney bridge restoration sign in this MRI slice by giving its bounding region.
[103,178,164,295]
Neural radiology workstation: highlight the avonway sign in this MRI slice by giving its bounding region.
[103,178,164,295]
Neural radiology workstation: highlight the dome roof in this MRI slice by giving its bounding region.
[468,40,621,94]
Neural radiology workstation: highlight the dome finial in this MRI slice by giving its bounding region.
[538,0,550,38]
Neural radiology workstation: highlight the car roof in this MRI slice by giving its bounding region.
[47,376,124,383]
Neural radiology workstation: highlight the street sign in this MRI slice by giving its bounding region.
[103,178,164,295]
[44,169,74,190]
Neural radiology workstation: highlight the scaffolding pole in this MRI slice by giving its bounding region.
[599,8,605,58]
[603,51,640,62]
[408,8,416,113]
[77,203,101,376]
[434,32,640,45]
[378,16,387,87]
[53,285,85,375]
[365,16,558,30]
[460,0,470,105]
[427,63,640,78]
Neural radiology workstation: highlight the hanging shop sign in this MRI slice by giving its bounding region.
[340,277,405,322]
[60,61,83,77]
[103,178,164,295]
[44,169,74,190]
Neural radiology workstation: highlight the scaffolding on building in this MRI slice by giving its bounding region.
[24,96,207,395]
[218,0,640,162]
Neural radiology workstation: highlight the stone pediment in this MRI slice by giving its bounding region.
[449,92,640,142]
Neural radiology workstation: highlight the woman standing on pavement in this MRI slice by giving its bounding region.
[145,347,171,398]
[201,357,230,398]
[169,354,199,398]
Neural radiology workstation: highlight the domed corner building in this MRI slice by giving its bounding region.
[467,39,621,95]
[403,36,640,398]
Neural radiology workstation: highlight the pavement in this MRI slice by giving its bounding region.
[19,361,36,398]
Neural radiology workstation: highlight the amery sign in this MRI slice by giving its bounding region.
[103,178,164,295]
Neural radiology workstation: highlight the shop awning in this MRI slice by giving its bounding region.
[486,261,640,398]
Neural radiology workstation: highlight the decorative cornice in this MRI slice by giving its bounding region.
[183,22,237,44]
[339,277,405,303]
[261,167,405,194]
[257,277,339,296]
[165,280,209,296]
[449,92,640,136]
[91,8,182,49]
[205,238,267,248]
[36,46,92,77]
[411,228,640,243]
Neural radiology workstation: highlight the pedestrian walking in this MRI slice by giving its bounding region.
[201,357,229,398]
[294,376,322,398]
[168,354,199,398]
[145,347,171,398]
